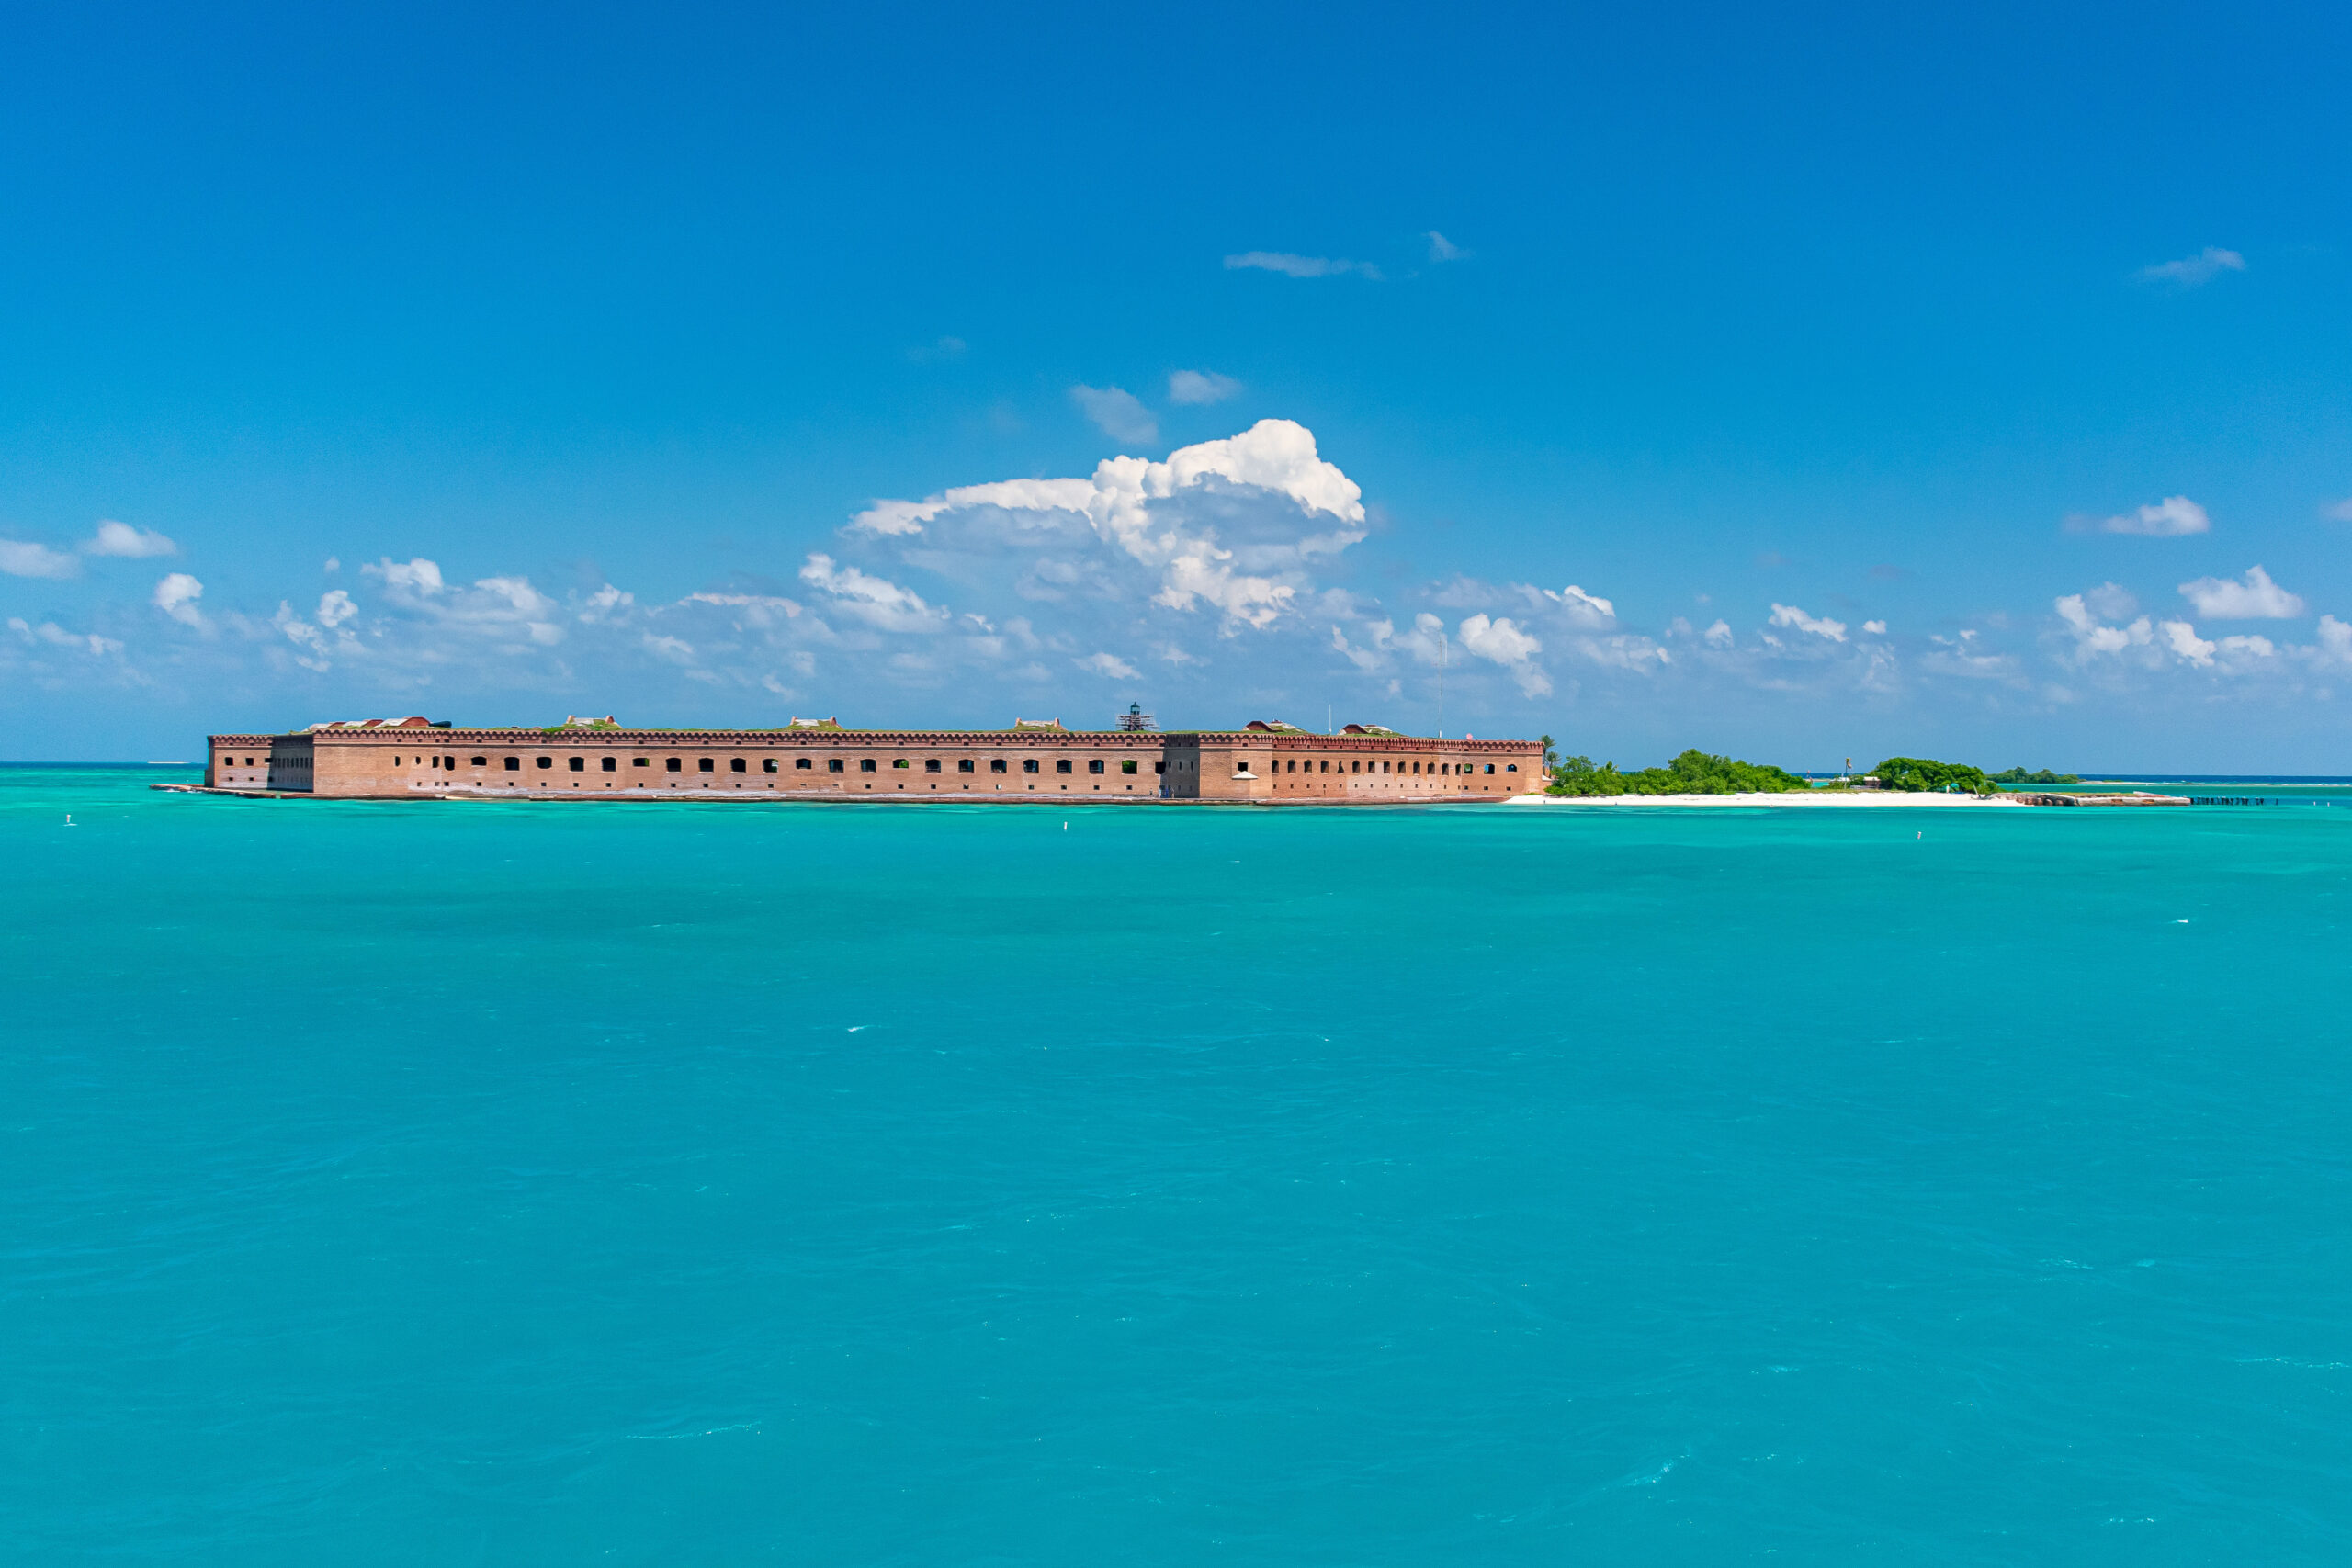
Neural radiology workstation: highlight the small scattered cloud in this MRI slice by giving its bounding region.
[2055,592,2153,655]
[2084,582,2140,621]
[1075,651,1139,680]
[8,616,121,656]
[2314,615,2352,665]
[1167,369,1242,406]
[2135,246,2245,288]
[316,589,356,627]
[2158,619,2216,665]
[1456,613,1549,696]
[907,336,967,363]
[1769,603,1848,641]
[1223,251,1382,280]
[1862,620,1887,635]
[1069,384,1158,445]
[2178,564,2305,619]
[798,553,948,633]
[365,558,447,594]
[1544,584,1616,626]
[1702,619,1733,649]
[1426,231,1465,262]
[84,519,178,558]
[0,539,78,579]
[2323,498,2352,522]
[2077,495,2211,536]
[153,572,206,626]
[1869,563,1907,581]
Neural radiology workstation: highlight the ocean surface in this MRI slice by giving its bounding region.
[5,766,2348,1564]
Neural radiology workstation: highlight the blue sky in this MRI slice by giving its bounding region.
[5,2,2351,767]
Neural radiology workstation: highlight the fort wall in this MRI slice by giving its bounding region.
[203,723,1544,804]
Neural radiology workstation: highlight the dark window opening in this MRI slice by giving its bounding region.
[1022,760,1039,774]
[505,757,522,771]
[631,757,648,768]
[1087,760,1104,774]
[924,760,942,773]
[666,758,682,772]
[1121,760,1137,774]
[1506,763,1518,772]
[828,759,844,773]
[1055,760,1073,774]
[859,759,877,773]
[568,757,585,772]
[602,757,617,772]
[1153,761,1165,774]
[796,758,812,770]
[892,759,910,770]
[536,756,554,770]
[991,759,1008,773]
[957,759,975,773]
[763,759,777,773]
[698,758,716,773]
[729,758,746,773]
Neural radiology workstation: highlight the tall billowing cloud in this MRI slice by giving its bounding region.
[848,418,1366,630]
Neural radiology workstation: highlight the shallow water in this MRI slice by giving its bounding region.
[5,768,2348,1563]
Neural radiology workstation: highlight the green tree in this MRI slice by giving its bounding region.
[1549,748,1813,796]
[1872,757,1996,795]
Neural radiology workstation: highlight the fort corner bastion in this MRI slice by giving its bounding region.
[196,715,1547,804]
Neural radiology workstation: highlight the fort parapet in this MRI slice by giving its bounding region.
[200,717,1545,804]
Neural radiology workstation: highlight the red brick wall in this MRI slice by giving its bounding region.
[204,728,1546,803]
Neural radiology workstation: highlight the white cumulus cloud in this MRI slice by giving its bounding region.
[1069,384,1158,445]
[84,519,178,558]
[153,572,206,626]
[1457,613,1549,696]
[2177,564,2305,619]
[1545,584,1616,625]
[1769,604,1848,641]
[845,419,1364,631]
[316,589,356,627]
[365,557,447,594]
[2158,619,2216,666]
[2093,496,2211,536]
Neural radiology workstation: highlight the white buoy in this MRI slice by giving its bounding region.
[63,815,75,827]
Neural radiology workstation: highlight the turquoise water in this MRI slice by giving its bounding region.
[6,768,2349,1563]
